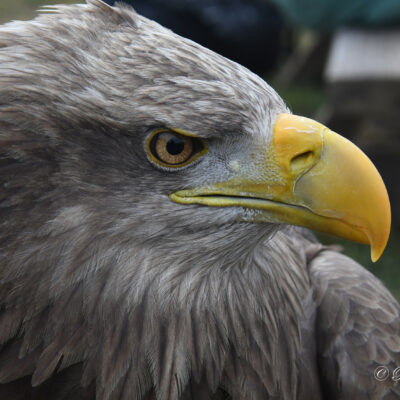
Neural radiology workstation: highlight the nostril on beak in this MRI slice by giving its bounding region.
[290,151,315,172]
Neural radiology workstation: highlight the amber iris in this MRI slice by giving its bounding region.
[151,131,194,165]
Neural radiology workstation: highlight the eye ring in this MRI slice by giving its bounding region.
[146,129,207,169]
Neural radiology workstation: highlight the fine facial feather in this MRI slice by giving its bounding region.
[0,1,399,399]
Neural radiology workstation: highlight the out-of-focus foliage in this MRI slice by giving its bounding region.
[272,84,324,118]
[0,0,78,23]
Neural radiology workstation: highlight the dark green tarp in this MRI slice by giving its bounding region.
[271,0,400,31]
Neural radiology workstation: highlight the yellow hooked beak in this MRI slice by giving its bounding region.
[170,113,391,261]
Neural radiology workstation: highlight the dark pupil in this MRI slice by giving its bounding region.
[166,137,184,155]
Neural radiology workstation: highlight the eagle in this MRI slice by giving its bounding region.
[0,1,399,399]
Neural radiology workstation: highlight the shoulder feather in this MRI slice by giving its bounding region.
[309,249,400,399]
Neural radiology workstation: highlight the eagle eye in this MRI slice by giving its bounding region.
[146,130,206,168]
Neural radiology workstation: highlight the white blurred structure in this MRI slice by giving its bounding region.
[325,28,400,81]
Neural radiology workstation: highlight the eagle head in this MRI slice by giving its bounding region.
[0,1,391,399]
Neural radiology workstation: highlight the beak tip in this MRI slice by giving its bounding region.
[371,250,380,263]
[370,224,391,263]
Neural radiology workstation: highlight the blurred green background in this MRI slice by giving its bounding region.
[1,0,399,300]
[0,0,77,23]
